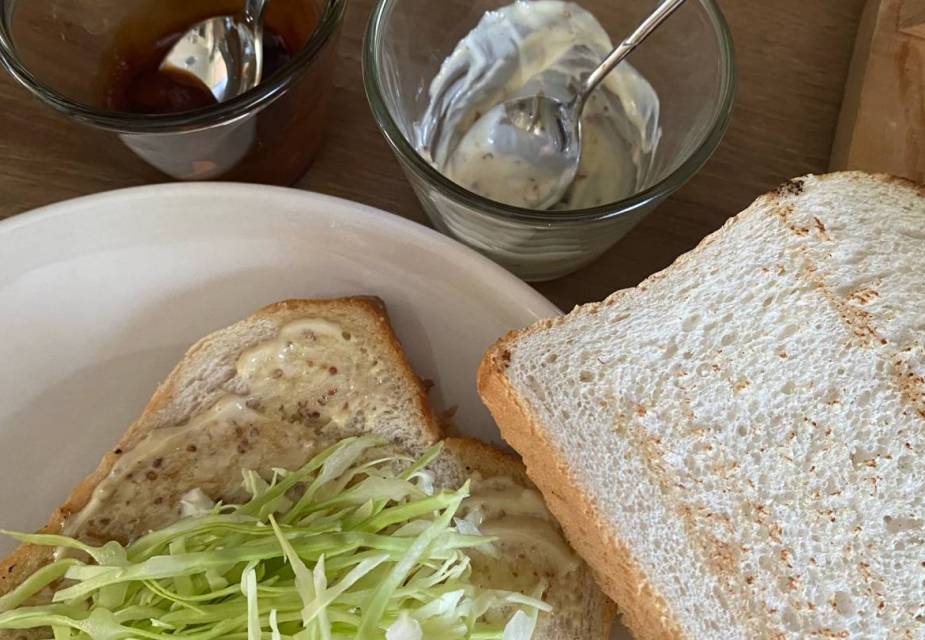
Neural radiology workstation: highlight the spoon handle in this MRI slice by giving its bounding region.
[244,0,270,33]
[243,0,270,81]
[577,0,687,111]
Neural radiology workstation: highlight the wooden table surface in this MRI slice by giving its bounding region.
[0,0,866,311]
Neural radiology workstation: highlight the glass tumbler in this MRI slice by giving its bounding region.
[0,0,345,183]
[364,0,735,281]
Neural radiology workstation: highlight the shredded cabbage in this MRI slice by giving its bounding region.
[0,436,549,639]
[386,610,422,640]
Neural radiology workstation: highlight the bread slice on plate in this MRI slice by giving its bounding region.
[479,172,925,640]
[0,297,613,639]
[437,438,615,639]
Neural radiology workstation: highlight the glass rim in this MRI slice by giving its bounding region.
[0,0,346,133]
[362,0,736,225]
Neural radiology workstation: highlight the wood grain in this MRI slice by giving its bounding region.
[0,0,866,311]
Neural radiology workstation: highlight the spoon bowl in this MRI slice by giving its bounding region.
[444,95,580,210]
[160,0,269,103]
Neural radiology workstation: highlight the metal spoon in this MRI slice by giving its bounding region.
[159,0,269,103]
[446,0,686,210]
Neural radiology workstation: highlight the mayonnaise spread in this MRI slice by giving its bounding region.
[415,0,661,210]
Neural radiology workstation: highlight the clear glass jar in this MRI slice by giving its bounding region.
[363,0,735,281]
[0,0,345,184]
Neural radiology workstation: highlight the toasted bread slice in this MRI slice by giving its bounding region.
[438,438,616,639]
[1,297,613,639]
[479,172,925,639]
[0,297,441,607]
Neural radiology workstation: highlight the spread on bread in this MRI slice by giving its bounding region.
[0,298,615,640]
[62,317,375,543]
[462,475,580,596]
[2,438,553,640]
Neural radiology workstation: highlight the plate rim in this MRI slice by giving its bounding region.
[0,182,561,317]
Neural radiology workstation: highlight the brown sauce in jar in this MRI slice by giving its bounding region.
[100,0,320,114]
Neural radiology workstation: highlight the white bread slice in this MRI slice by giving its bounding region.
[479,173,925,639]
[0,297,613,639]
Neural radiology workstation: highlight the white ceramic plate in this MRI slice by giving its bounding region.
[0,184,560,555]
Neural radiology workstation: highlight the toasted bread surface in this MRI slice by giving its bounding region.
[480,172,925,639]
[0,297,439,635]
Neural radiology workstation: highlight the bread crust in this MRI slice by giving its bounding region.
[478,348,684,640]
[0,297,439,600]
